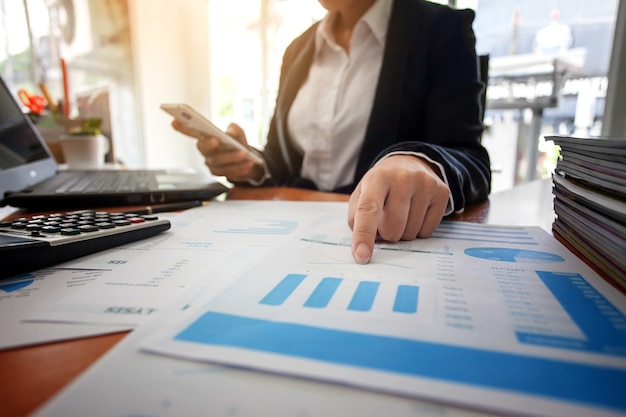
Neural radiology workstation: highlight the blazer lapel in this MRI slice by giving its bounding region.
[356,0,413,180]
[274,25,318,176]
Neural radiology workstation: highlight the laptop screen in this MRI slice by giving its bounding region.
[0,77,57,203]
[0,85,50,169]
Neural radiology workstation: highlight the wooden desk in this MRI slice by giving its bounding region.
[0,180,554,417]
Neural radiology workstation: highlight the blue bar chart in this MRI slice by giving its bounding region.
[175,311,626,412]
[516,271,626,356]
[152,212,626,417]
[259,273,419,314]
[432,221,540,245]
[174,270,626,413]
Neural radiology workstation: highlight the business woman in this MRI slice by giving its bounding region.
[173,0,491,264]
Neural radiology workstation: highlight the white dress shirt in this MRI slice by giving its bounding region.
[287,0,393,191]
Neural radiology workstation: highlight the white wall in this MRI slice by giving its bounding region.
[128,0,211,171]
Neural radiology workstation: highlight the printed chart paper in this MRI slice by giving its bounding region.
[24,201,324,326]
[0,268,128,350]
[142,215,626,417]
[33,268,489,417]
[0,212,182,348]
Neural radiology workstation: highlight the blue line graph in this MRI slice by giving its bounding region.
[214,219,298,236]
[301,236,452,255]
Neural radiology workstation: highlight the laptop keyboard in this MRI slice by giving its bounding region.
[44,171,157,194]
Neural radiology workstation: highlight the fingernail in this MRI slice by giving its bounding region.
[354,243,371,265]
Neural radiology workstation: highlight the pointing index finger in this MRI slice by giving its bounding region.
[350,188,385,265]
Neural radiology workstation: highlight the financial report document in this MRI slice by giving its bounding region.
[0,268,129,349]
[0,211,182,349]
[22,202,297,327]
[31,201,626,417]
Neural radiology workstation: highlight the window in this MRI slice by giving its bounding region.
[207,0,325,148]
[473,0,619,191]
[0,0,141,166]
[1,0,46,93]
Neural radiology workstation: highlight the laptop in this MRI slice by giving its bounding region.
[0,77,229,210]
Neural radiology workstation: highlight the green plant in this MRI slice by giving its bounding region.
[77,118,102,135]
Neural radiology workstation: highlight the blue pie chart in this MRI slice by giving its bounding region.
[464,247,565,263]
[0,273,35,293]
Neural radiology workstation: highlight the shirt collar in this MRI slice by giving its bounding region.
[315,0,393,52]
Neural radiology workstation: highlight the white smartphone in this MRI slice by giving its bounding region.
[160,103,264,165]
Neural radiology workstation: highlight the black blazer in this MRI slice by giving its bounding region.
[258,0,491,212]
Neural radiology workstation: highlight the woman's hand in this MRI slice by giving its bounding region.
[348,155,451,264]
[172,120,264,182]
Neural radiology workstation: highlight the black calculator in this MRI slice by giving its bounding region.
[0,209,171,279]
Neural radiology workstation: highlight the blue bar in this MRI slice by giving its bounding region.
[175,311,626,412]
[517,271,626,356]
[304,277,342,309]
[348,281,380,312]
[393,285,419,313]
[259,274,307,306]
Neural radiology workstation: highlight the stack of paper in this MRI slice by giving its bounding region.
[549,135,626,289]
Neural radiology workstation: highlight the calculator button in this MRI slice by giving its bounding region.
[2,208,171,279]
